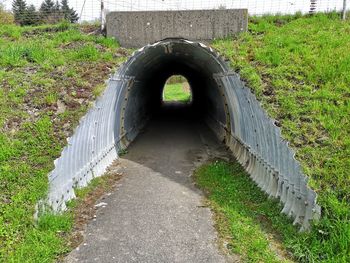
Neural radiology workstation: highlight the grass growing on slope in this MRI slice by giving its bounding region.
[211,13,350,262]
[0,22,129,262]
[195,160,296,263]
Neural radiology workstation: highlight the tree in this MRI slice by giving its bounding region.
[40,0,62,24]
[60,0,69,18]
[27,4,39,25]
[54,1,60,12]
[40,0,55,14]
[12,0,27,25]
[61,0,78,23]
[12,0,79,26]
[53,1,62,21]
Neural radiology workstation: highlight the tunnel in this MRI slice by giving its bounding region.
[46,39,320,231]
[118,38,231,148]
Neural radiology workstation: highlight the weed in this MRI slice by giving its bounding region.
[45,93,58,105]
[71,45,99,61]
[92,84,106,98]
[118,148,128,156]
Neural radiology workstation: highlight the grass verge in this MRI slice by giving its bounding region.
[195,159,349,262]
[0,22,129,261]
[195,160,296,262]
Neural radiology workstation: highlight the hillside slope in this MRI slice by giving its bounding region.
[0,13,349,262]
[0,22,128,261]
[212,13,349,262]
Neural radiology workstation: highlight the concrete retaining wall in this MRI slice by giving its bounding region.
[106,9,248,47]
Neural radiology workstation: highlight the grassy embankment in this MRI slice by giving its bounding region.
[195,13,350,262]
[0,22,128,262]
[1,12,349,263]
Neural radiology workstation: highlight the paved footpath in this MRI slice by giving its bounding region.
[65,108,236,263]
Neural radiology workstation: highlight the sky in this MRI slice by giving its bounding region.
[2,0,348,21]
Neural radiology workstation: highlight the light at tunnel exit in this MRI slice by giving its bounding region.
[162,75,192,104]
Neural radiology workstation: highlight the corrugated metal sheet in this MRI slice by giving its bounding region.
[44,39,320,231]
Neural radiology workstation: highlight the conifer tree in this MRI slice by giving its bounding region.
[12,0,27,25]
[40,0,58,23]
[40,0,55,14]
[54,1,60,12]
[27,4,39,25]
[53,1,61,21]
[61,0,78,23]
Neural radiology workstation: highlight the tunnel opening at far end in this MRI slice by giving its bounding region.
[162,75,192,104]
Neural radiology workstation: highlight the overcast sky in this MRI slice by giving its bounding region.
[2,0,348,21]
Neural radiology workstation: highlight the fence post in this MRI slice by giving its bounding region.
[101,0,105,31]
[343,0,347,20]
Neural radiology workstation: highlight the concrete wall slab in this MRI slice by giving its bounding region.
[106,9,248,47]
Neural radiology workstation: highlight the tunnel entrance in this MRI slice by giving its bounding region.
[119,39,231,148]
[48,38,320,231]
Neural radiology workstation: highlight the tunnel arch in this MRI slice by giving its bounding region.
[117,38,233,147]
[46,38,320,231]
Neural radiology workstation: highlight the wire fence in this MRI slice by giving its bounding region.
[1,0,349,24]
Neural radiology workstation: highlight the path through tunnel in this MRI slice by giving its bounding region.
[66,52,235,260]
[66,100,233,262]
[65,40,238,260]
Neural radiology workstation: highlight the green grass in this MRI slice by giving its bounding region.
[195,160,296,262]
[196,160,349,262]
[163,83,192,103]
[209,13,350,262]
[1,13,349,263]
[0,22,128,262]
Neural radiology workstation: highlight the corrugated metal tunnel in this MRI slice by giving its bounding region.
[46,39,320,231]
[119,39,230,147]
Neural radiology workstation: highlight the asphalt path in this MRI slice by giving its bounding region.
[65,104,235,263]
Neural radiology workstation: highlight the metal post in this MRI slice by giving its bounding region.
[343,0,347,20]
[101,0,105,31]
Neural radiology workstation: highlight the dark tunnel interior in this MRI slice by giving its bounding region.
[120,40,231,145]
